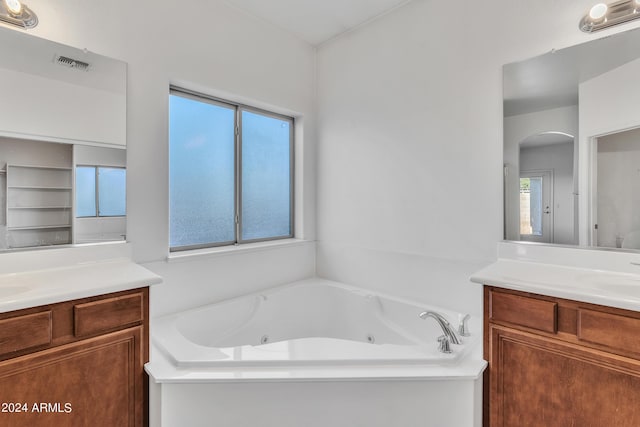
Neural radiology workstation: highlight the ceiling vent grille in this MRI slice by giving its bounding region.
[55,55,91,71]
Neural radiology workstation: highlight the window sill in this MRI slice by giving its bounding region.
[166,238,311,263]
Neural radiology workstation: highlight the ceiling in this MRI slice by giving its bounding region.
[224,0,413,46]
[503,27,640,117]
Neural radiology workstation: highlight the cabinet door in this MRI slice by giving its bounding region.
[0,327,143,427]
[489,324,640,427]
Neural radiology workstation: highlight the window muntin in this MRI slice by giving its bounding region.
[76,166,126,218]
[169,88,294,251]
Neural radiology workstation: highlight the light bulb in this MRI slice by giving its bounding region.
[4,0,22,15]
[589,3,608,21]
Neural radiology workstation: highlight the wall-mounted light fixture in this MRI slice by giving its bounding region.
[0,0,37,29]
[580,0,640,32]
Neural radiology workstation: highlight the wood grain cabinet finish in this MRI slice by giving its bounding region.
[0,288,149,427]
[74,293,143,338]
[489,291,557,333]
[485,287,640,427]
[0,311,52,357]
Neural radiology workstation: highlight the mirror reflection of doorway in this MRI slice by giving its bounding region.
[520,170,553,243]
[518,131,575,244]
[593,127,640,249]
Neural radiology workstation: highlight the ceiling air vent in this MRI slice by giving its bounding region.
[54,55,91,71]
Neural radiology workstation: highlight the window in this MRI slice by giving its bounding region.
[76,166,126,217]
[169,88,294,251]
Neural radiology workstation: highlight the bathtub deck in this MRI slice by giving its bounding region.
[146,343,486,383]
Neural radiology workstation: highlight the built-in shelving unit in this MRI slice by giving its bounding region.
[5,164,72,248]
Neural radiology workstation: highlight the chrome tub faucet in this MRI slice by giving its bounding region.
[418,311,462,352]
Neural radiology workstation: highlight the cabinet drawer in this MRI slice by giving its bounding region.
[578,309,640,354]
[490,290,557,333]
[0,311,52,356]
[74,293,143,337]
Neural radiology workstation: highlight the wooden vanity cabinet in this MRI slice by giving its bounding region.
[484,286,640,427]
[0,288,149,427]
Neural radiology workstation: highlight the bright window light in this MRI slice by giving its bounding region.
[169,88,294,251]
[76,166,126,218]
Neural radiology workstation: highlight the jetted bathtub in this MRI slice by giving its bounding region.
[146,278,486,427]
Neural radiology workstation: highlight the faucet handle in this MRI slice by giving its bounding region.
[458,314,471,337]
[437,335,453,354]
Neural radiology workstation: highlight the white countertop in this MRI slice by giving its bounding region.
[0,244,162,313]
[471,242,640,312]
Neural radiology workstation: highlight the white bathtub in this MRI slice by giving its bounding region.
[146,278,486,427]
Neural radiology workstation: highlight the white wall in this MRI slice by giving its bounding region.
[15,0,317,316]
[520,142,575,245]
[0,137,72,169]
[315,0,636,316]
[596,129,640,248]
[579,57,640,245]
[503,106,578,241]
[74,145,125,166]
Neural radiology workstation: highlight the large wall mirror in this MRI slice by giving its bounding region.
[504,27,640,251]
[0,26,127,251]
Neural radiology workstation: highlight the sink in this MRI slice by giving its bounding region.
[0,286,30,299]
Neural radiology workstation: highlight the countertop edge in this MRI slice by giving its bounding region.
[0,260,163,314]
[470,260,640,312]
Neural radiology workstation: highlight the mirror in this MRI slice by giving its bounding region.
[0,26,127,251]
[503,27,640,250]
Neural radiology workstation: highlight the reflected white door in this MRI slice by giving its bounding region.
[519,170,553,243]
